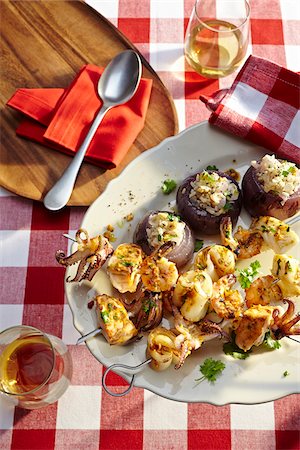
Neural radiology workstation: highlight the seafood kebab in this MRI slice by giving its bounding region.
[56,213,300,372]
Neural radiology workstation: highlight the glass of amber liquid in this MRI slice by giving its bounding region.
[185,0,250,78]
[0,325,72,409]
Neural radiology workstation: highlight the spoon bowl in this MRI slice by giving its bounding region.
[100,51,141,105]
[43,50,142,211]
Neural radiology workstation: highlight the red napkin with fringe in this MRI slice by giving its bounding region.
[7,64,153,169]
[200,56,300,165]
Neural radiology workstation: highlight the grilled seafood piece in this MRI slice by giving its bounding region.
[210,274,244,319]
[235,300,300,352]
[173,270,213,322]
[220,216,298,259]
[235,305,277,352]
[172,306,225,369]
[95,294,138,345]
[194,244,236,282]
[245,275,282,308]
[147,327,180,371]
[107,243,144,293]
[252,216,299,254]
[56,229,113,282]
[140,241,178,292]
[271,299,300,340]
[271,254,300,297]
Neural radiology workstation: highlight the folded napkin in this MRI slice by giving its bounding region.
[7,64,153,169]
[200,56,300,165]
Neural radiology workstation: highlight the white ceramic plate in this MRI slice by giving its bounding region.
[65,122,300,405]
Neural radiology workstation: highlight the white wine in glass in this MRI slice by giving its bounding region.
[185,0,250,78]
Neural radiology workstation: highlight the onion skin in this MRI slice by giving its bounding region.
[133,211,195,268]
[176,171,242,235]
[242,166,300,220]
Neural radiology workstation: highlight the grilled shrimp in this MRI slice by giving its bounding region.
[140,241,178,292]
[271,254,300,297]
[194,244,236,281]
[220,216,298,260]
[245,275,283,308]
[173,270,213,322]
[220,217,263,259]
[107,243,144,293]
[210,274,244,319]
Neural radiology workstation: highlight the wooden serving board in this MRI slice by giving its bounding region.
[0,0,178,206]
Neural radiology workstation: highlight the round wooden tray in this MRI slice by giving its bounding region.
[0,0,178,206]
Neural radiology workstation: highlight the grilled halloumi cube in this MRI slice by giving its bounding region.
[96,294,138,345]
[107,244,144,293]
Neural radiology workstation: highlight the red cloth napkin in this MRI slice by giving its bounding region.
[7,64,153,169]
[200,56,300,165]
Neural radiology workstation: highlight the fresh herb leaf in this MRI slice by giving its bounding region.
[195,358,225,384]
[162,179,177,195]
[121,261,134,267]
[223,333,251,359]
[223,202,233,212]
[237,260,261,289]
[263,331,281,350]
[283,370,290,377]
[206,164,218,171]
[194,239,204,252]
[282,170,289,177]
[101,311,110,323]
[167,212,179,222]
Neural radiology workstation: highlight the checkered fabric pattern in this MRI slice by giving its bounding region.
[201,56,300,164]
[0,1,300,450]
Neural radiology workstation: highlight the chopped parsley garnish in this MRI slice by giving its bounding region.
[286,261,292,272]
[223,201,233,212]
[101,311,110,323]
[283,370,290,377]
[261,225,276,233]
[263,331,281,350]
[237,260,261,289]
[206,164,218,171]
[157,234,162,242]
[142,297,157,314]
[282,166,294,177]
[194,239,204,252]
[167,212,179,222]
[161,179,177,195]
[223,332,251,359]
[195,358,226,384]
[121,261,134,267]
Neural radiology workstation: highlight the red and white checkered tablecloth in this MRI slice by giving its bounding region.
[0,1,299,449]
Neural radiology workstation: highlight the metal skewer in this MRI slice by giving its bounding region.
[76,328,103,345]
[63,233,77,242]
[286,215,300,226]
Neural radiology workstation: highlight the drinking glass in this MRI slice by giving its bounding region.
[185,0,250,78]
[0,325,72,409]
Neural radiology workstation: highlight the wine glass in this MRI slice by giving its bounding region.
[185,0,250,78]
[0,325,72,409]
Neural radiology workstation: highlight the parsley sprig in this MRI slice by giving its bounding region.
[237,260,261,289]
[223,332,252,359]
[194,239,204,252]
[195,358,226,384]
[263,331,281,350]
[161,179,177,195]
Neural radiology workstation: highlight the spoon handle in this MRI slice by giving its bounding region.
[43,104,111,211]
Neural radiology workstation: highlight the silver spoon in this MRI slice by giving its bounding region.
[43,50,142,211]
